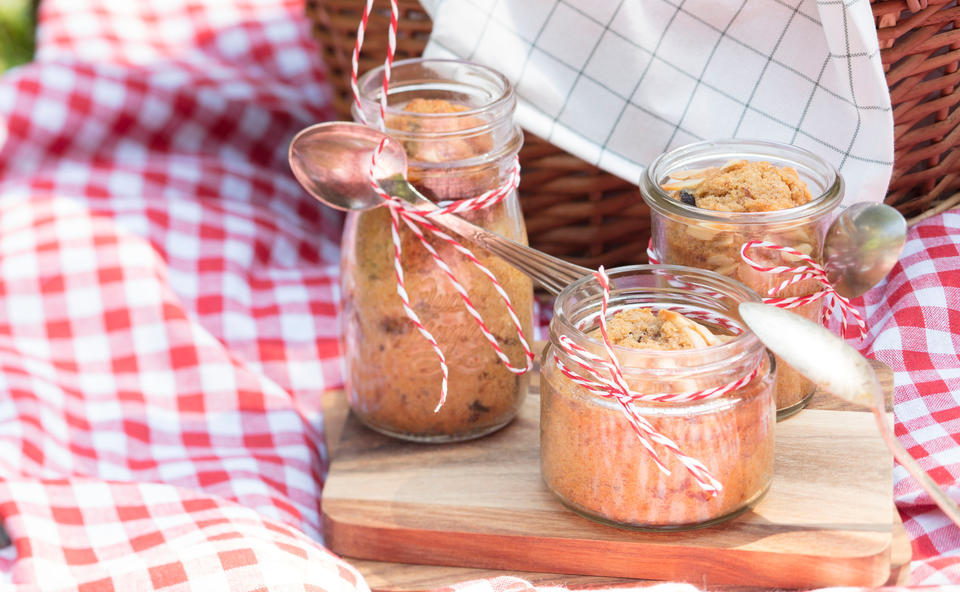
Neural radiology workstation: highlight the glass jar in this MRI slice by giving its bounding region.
[639,140,843,419]
[540,265,776,531]
[341,59,532,442]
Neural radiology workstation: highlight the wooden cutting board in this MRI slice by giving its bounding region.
[329,518,910,592]
[322,360,904,590]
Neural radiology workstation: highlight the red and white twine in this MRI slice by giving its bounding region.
[553,268,767,496]
[351,0,396,129]
[648,238,866,340]
[739,240,866,340]
[351,0,533,411]
[646,239,661,265]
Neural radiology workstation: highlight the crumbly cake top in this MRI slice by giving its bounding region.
[402,98,470,114]
[662,160,813,212]
[588,308,729,350]
[386,98,491,163]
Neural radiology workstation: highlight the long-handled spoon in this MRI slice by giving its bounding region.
[290,121,907,299]
[288,121,590,295]
[739,301,960,528]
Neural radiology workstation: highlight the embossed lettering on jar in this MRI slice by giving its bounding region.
[341,59,532,442]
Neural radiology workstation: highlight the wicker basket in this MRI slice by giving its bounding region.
[306,0,960,266]
[875,0,960,225]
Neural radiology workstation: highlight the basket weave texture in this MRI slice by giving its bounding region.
[306,0,960,267]
[875,0,960,224]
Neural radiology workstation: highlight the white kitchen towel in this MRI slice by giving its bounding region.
[419,0,893,205]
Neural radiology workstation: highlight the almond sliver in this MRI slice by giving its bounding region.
[668,166,717,180]
[661,179,704,191]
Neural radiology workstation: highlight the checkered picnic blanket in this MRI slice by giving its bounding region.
[0,0,956,590]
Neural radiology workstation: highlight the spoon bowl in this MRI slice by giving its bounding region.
[289,121,409,211]
[823,202,907,298]
[288,121,591,294]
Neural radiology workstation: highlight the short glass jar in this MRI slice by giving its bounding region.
[540,265,776,531]
[341,59,532,442]
[640,140,843,419]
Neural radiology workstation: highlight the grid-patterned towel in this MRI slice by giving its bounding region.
[0,0,957,590]
[421,0,894,205]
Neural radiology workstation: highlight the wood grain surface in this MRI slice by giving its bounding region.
[322,359,904,590]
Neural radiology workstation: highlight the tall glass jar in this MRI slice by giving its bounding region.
[541,265,776,530]
[341,59,532,442]
[639,140,843,419]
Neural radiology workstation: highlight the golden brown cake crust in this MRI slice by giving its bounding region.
[666,160,813,212]
[384,97,493,172]
[402,98,470,114]
[589,309,729,350]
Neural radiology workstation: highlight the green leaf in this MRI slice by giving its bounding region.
[0,0,35,73]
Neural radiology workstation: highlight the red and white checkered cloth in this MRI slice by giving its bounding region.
[0,1,956,590]
[856,213,960,587]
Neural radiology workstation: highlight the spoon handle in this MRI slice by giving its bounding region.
[380,177,591,295]
[444,222,591,296]
[871,385,960,528]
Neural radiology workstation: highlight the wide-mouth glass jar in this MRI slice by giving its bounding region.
[639,140,843,419]
[341,58,532,442]
[540,265,776,531]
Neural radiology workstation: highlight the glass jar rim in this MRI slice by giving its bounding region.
[354,57,515,121]
[550,264,764,368]
[352,58,522,171]
[639,139,844,225]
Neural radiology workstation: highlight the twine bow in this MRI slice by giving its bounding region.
[648,238,866,340]
[350,0,533,411]
[739,241,866,340]
[553,268,766,496]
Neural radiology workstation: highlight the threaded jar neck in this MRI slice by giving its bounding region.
[353,58,523,172]
[549,265,768,397]
[640,139,843,226]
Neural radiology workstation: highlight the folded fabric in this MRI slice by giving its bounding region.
[421,0,893,205]
[0,0,358,589]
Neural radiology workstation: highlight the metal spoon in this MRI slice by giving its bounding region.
[824,202,907,299]
[288,121,590,295]
[739,301,960,528]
